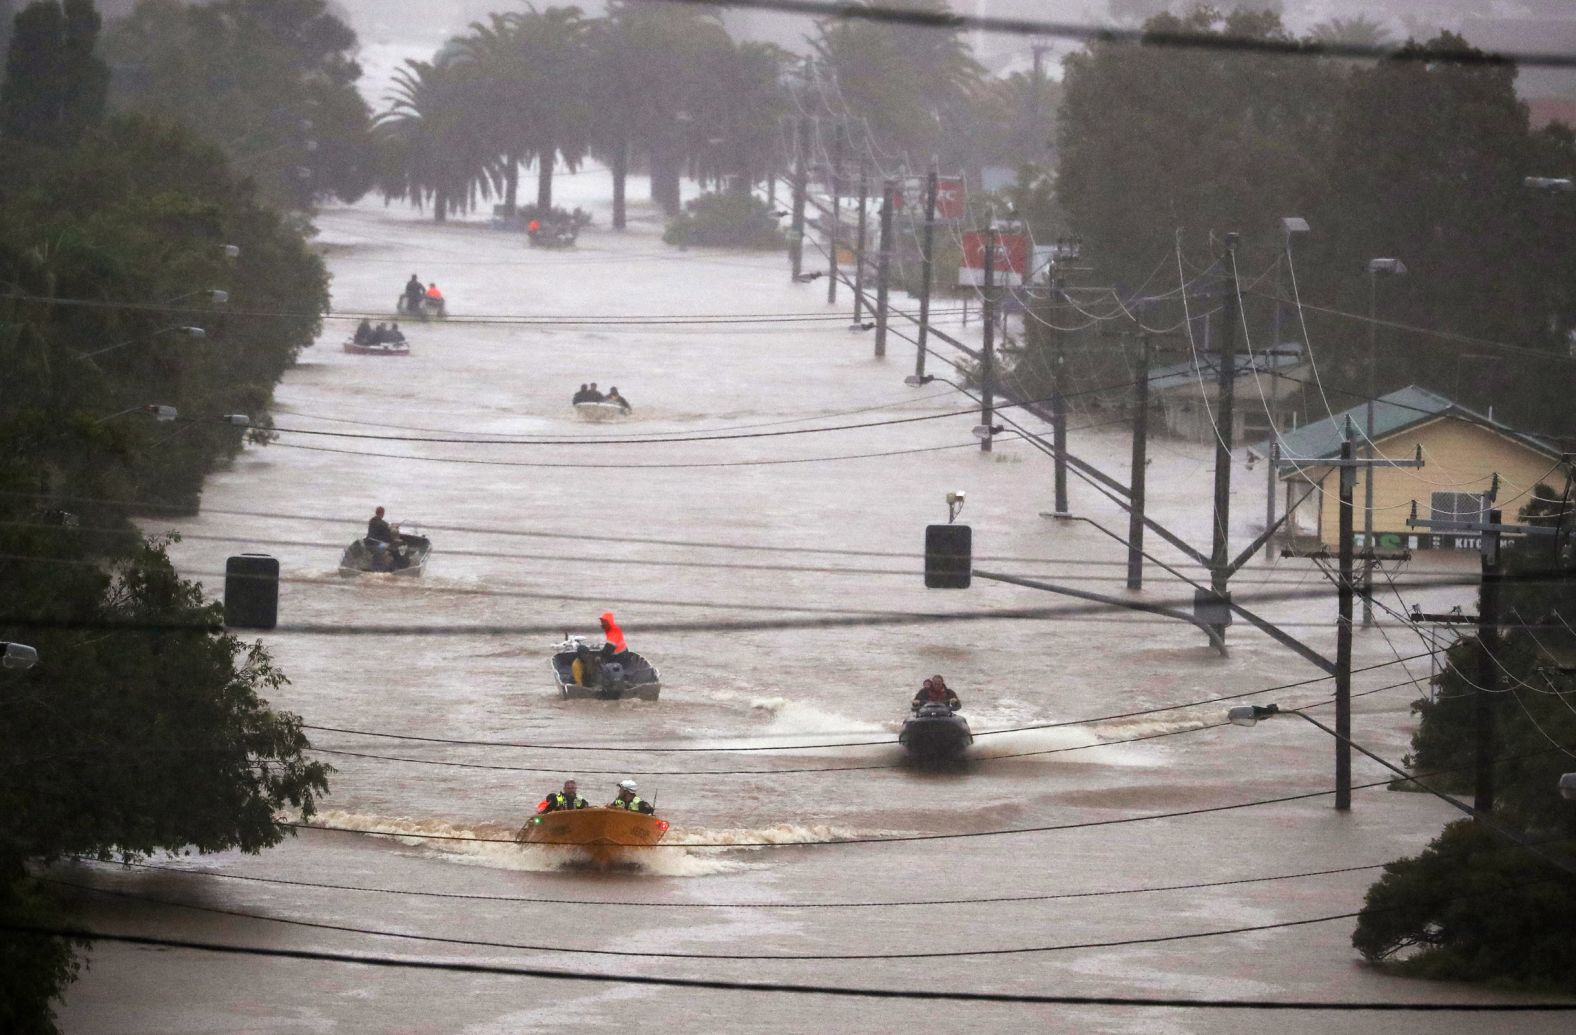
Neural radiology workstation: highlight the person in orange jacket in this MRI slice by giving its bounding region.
[599,611,627,655]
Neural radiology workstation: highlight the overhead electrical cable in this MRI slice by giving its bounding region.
[6,925,1571,1010]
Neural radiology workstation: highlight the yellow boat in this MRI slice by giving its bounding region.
[517,806,670,865]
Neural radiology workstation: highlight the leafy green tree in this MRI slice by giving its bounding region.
[0,0,108,147]
[1299,32,1576,424]
[1057,6,1339,295]
[104,0,374,210]
[1352,821,1576,992]
[0,68,333,1035]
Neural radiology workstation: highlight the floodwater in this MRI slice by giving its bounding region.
[54,169,1566,1033]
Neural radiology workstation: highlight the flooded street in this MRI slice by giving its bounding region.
[54,173,1563,1033]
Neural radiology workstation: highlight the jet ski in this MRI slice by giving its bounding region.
[517,806,669,866]
[900,701,972,760]
[550,636,660,700]
[338,529,432,576]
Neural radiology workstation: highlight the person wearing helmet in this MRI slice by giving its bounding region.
[540,778,587,812]
[609,779,654,814]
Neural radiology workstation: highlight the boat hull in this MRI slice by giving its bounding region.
[338,533,431,576]
[342,339,410,356]
[573,401,630,422]
[551,646,660,700]
[517,807,669,865]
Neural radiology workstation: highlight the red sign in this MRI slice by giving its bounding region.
[960,231,1028,276]
[892,176,966,220]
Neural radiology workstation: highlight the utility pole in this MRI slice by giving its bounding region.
[827,124,841,305]
[980,225,996,454]
[1207,235,1241,643]
[1336,432,1356,811]
[1265,440,1279,560]
[789,116,809,281]
[874,178,894,359]
[851,159,869,325]
[1127,331,1151,590]
[1050,264,1069,516]
[1476,509,1502,813]
[915,163,939,378]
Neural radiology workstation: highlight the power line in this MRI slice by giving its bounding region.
[40,873,1368,961]
[80,853,1394,909]
[659,0,1576,69]
[7,924,1569,1010]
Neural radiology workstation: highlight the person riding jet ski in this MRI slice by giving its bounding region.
[911,675,961,712]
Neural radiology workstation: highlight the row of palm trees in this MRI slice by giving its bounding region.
[375,2,790,226]
[374,1,1060,228]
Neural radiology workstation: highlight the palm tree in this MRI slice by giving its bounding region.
[810,0,982,166]
[458,6,591,214]
[594,1,731,218]
[375,57,501,222]
[688,39,789,196]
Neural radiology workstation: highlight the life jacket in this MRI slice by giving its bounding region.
[547,792,585,810]
[610,795,647,812]
[426,285,442,299]
[571,657,585,685]
[599,611,627,653]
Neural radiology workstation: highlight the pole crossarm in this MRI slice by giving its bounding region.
[974,569,1228,656]
[1407,518,1557,537]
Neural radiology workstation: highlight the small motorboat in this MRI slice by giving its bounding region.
[396,294,446,319]
[900,701,972,761]
[573,400,631,422]
[550,636,660,700]
[338,530,432,576]
[343,337,410,356]
[517,806,669,866]
[527,219,579,248]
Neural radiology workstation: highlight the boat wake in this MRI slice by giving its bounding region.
[312,810,791,876]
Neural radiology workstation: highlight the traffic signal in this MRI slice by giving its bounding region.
[224,554,279,630]
[925,524,972,589]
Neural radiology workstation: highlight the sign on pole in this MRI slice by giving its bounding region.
[959,231,1028,286]
[893,176,966,220]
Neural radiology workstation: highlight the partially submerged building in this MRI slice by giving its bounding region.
[1259,386,1570,552]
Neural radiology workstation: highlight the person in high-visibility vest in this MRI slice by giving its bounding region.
[609,779,654,814]
[540,779,588,812]
[599,611,628,654]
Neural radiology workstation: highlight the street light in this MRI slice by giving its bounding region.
[1525,176,1575,193]
[163,289,229,305]
[1361,257,1407,627]
[79,324,205,360]
[1,642,39,670]
[92,403,178,426]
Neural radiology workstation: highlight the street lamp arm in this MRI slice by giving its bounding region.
[975,568,1228,656]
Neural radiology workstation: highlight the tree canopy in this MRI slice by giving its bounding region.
[103,0,374,210]
[0,9,335,1027]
